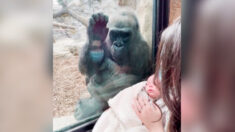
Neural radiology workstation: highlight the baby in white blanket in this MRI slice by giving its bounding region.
[92,75,170,132]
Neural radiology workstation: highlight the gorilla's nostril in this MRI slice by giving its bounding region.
[114,41,123,47]
[114,42,120,47]
[118,44,123,47]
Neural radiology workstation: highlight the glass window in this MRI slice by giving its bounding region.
[53,0,155,131]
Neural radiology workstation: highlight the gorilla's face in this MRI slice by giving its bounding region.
[109,29,132,65]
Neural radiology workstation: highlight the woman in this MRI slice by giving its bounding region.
[92,17,181,132]
[133,17,181,132]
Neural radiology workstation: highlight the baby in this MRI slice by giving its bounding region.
[138,75,160,100]
[92,74,167,132]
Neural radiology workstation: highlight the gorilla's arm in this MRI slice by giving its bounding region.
[130,40,151,77]
[78,13,109,77]
[78,42,92,75]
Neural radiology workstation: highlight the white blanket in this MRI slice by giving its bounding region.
[92,81,170,132]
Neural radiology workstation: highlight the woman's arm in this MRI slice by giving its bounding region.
[132,96,164,132]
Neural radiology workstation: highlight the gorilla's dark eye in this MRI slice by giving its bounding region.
[110,31,117,42]
[121,32,131,42]
[121,32,131,38]
[110,30,131,43]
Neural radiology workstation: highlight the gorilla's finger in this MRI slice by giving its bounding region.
[89,17,95,26]
[104,15,108,23]
[96,13,100,21]
[88,26,93,35]
[99,13,105,22]
[93,14,99,22]
[92,14,96,20]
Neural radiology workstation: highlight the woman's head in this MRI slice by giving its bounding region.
[155,17,181,132]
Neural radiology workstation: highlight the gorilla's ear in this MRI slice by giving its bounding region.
[134,17,139,30]
[135,24,139,30]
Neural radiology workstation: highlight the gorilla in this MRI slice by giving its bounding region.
[75,10,150,120]
[107,11,150,75]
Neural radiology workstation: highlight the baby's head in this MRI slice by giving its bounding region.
[145,75,160,99]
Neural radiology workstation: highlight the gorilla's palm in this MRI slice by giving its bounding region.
[88,13,109,42]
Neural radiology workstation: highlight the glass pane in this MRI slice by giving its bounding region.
[53,0,153,131]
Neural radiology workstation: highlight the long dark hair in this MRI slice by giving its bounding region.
[155,17,181,132]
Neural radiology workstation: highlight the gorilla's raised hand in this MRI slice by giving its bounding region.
[88,13,109,42]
